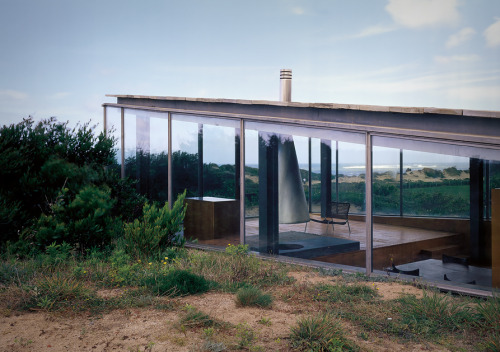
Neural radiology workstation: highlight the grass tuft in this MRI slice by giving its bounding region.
[290,313,358,351]
[142,269,210,296]
[235,286,273,308]
[397,290,477,337]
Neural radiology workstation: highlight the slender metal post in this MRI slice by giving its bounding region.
[239,120,245,245]
[198,124,204,197]
[365,133,373,275]
[308,137,312,213]
[103,106,107,136]
[400,149,403,217]
[336,141,339,203]
[120,108,125,179]
[168,112,173,209]
[320,140,332,218]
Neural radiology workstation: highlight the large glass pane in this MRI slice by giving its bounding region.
[203,124,236,199]
[122,109,169,202]
[172,114,241,246]
[372,135,494,290]
[244,121,365,270]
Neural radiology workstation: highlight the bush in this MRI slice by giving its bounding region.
[235,286,273,308]
[143,269,210,296]
[28,185,121,252]
[123,191,187,260]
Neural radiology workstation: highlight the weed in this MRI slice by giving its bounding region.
[290,313,358,351]
[202,340,227,352]
[235,323,255,349]
[14,337,33,347]
[313,282,378,303]
[257,317,272,326]
[225,243,249,256]
[235,286,273,308]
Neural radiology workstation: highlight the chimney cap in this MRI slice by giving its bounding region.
[280,69,292,79]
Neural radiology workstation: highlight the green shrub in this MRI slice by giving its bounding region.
[143,269,210,296]
[123,191,187,260]
[40,242,73,267]
[29,185,121,252]
[235,286,273,308]
[290,314,357,351]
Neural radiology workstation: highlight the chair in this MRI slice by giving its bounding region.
[307,201,351,236]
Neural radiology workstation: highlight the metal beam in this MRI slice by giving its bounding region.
[365,133,373,275]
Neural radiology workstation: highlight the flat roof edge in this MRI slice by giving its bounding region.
[105,94,500,118]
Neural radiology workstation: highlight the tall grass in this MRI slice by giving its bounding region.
[290,314,358,352]
[396,290,477,337]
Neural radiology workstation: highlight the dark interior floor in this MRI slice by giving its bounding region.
[394,259,492,288]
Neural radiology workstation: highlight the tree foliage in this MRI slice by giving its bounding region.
[0,117,145,251]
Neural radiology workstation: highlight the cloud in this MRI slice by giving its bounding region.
[0,89,28,100]
[49,92,71,100]
[446,27,476,48]
[434,54,480,64]
[385,0,460,28]
[353,24,397,38]
[484,18,500,47]
[291,7,305,15]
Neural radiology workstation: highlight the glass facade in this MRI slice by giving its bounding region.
[104,102,498,291]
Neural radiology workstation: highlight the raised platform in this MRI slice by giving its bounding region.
[247,231,360,259]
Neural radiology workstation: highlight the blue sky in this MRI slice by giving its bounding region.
[1,0,499,129]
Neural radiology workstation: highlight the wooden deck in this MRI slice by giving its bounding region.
[198,215,458,248]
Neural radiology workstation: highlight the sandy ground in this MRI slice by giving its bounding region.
[0,271,450,352]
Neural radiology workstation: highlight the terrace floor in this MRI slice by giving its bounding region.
[197,214,457,251]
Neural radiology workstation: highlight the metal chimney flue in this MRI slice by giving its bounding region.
[280,69,292,102]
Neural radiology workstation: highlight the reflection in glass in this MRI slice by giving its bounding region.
[171,119,199,198]
[245,130,259,218]
[105,107,122,170]
[403,150,469,217]
[310,138,321,213]
[338,141,365,213]
[122,110,169,202]
[203,124,236,199]
[373,146,400,215]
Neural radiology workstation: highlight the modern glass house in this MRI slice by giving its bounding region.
[104,71,500,293]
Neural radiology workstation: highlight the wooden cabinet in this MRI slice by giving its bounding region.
[184,197,240,240]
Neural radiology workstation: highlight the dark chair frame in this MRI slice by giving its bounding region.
[307,201,351,236]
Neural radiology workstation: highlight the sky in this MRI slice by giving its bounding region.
[1,0,500,130]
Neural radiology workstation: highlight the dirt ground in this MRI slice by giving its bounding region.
[0,272,446,352]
